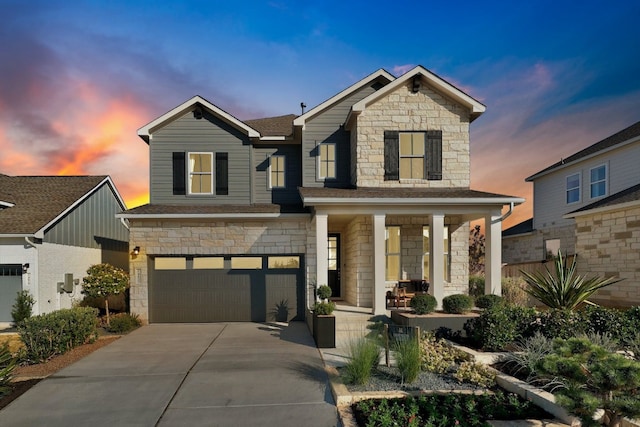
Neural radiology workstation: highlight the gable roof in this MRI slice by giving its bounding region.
[137,95,261,143]
[245,114,297,138]
[293,69,395,128]
[0,175,126,237]
[349,66,486,123]
[564,182,640,218]
[527,120,640,181]
[502,218,534,237]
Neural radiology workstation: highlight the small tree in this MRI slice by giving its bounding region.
[11,290,36,324]
[537,337,640,427]
[82,263,129,326]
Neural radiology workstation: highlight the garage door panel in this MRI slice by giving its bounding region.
[149,256,304,323]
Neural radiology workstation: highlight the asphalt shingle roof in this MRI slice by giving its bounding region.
[567,183,640,215]
[244,114,297,137]
[502,218,534,236]
[0,175,107,234]
[121,203,308,215]
[298,186,519,200]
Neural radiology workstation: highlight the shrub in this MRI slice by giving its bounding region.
[442,294,473,314]
[468,275,485,298]
[18,307,99,363]
[11,290,36,324]
[393,337,421,384]
[312,301,335,315]
[475,294,504,309]
[521,250,621,310]
[420,332,468,373]
[538,309,585,340]
[409,294,437,315]
[503,332,554,383]
[316,285,332,301]
[464,305,537,351]
[502,276,529,306]
[0,343,16,396]
[82,263,129,327]
[342,337,380,385]
[582,305,628,344]
[454,361,496,388]
[106,312,141,334]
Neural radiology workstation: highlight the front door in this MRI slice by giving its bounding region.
[328,234,340,298]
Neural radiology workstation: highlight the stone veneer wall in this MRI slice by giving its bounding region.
[353,82,470,188]
[448,220,470,296]
[128,217,311,322]
[502,224,576,264]
[343,216,373,307]
[575,206,640,307]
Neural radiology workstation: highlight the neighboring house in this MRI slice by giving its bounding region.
[503,120,640,306]
[0,175,129,324]
[118,66,523,324]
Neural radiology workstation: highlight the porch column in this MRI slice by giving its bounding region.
[372,213,387,315]
[315,213,328,297]
[430,214,445,309]
[485,213,502,295]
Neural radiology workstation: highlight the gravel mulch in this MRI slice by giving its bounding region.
[340,365,484,393]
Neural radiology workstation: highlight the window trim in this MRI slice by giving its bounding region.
[187,152,214,195]
[566,172,581,204]
[317,142,337,181]
[385,225,401,282]
[268,154,286,189]
[399,132,426,180]
[589,164,607,199]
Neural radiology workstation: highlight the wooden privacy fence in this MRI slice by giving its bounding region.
[502,255,575,278]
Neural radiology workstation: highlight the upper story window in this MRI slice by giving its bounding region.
[384,130,442,181]
[269,155,286,188]
[172,151,228,196]
[590,164,607,198]
[188,152,213,194]
[566,173,580,204]
[318,143,336,180]
[400,132,425,179]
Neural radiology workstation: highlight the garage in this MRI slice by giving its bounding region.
[0,264,23,323]
[148,255,304,323]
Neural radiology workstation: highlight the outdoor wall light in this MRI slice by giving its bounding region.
[132,246,140,255]
[22,263,29,273]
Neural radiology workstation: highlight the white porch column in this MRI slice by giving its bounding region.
[429,214,445,309]
[315,213,328,297]
[372,213,387,315]
[485,213,502,295]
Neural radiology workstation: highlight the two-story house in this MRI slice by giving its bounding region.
[503,120,640,306]
[119,66,523,324]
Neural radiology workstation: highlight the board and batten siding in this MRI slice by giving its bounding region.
[252,144,302,205]
[302,81,383,188]
[44,183,128,249]
[150,111,251,205]
[532,141,640,230]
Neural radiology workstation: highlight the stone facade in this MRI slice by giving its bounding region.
[353,82,470,188]
[502,224,576,264]
[575,206,640,306]
[342,216,373,307]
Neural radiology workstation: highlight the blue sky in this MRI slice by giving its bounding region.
[2,0,639,227]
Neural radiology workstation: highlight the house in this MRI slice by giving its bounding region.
[118,66,524,324]
[502,120,640,306]
[0,175,129,324]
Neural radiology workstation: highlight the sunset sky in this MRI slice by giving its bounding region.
[2,1,639,229]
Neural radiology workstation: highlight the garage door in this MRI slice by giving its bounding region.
[0,265,23,323]
[148,255,304,323]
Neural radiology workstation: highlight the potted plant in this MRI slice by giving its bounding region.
[313,285,336,348]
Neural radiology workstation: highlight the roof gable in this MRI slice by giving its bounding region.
[138,95,260,143]
[527,120,640,181]
[350,66,486,122]
[245,114,297,138]
[293,69,395,128]
[0,175,126,237]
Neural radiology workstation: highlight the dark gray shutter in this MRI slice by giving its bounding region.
[216,152,228,195]
[172,152,186,195]
[426,130,442,180]
[384,131,399,181]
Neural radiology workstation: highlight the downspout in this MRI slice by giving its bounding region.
[492,202,514,224]
[24,236,38,313]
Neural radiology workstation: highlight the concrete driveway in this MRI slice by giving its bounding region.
[0,322,339,427]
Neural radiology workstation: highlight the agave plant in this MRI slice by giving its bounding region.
[521,250,621,310]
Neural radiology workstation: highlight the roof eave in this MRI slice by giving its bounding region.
[563,199,640,219]
[116,212,309,220]
[302,196,524,206]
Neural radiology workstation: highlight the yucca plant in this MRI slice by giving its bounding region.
[521,250,621,311]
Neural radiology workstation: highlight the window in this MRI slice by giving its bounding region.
[269,155,286,188]
[231,257,262,269]
[422,226,450,282]
[155,257,187,270]
[544,239,560,259]
[193,257,224,269]
[318,143,336,179]
[400,132,425,179]
[566,173,580,204]
[268,256,300,269]
[328,236,338,271]
[590,165,607,198]
[216,153,228,195]
[188,152,213,194]
[385,226,401,281]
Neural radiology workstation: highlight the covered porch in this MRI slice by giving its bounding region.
[301,187,524,315]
